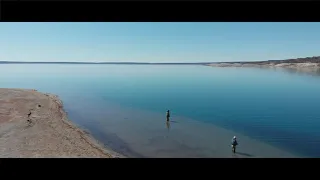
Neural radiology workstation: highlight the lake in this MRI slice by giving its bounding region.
[1,64,320,157]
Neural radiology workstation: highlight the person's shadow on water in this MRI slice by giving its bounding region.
[236,152,253,157]
[232,151,254,158]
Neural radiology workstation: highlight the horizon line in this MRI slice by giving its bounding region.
[0,55,319,64]
[0,61,214,64]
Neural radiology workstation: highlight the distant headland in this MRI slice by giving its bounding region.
[205,56,320,69]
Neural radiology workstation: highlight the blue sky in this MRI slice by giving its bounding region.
[0,22,320,63]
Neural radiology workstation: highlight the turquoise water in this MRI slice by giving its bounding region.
[1,64,320,157]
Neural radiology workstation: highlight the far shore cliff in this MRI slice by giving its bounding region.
[205,56,320,74]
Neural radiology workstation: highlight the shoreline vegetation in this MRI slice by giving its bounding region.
[205,56,320,74]
[0,88,123,158]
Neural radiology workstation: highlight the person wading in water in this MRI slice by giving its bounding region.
[231,136,238,153]
[166,110,170,122]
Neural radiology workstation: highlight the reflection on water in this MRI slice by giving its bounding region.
[254,65,320,77]
[166,121,171,131]
[282,67,320,77]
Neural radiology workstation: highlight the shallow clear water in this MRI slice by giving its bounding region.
[1,64,320,157]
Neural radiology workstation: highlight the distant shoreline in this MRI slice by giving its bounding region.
[2,56,320,75]
[0,61,209,65]
[0,56,320,68]
[205,56,320,71]
[1,56,320,67]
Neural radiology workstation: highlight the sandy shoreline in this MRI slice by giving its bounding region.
[0,88,123,158]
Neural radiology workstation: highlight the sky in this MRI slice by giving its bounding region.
[1,22,320,63]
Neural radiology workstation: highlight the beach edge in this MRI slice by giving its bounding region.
[47,92,125,158]
[0,88,125,158]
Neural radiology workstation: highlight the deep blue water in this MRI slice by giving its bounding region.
[1,64,320,157]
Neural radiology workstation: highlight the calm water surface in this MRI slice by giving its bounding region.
[1,64,320,157]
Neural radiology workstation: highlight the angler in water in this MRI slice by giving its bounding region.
[166,110,170,122]
[231,136,238,153]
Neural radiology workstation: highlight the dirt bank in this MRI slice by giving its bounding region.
[0,88,123,158]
